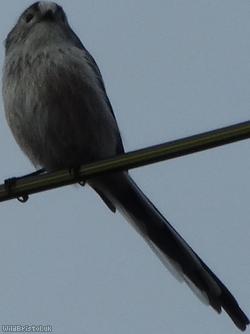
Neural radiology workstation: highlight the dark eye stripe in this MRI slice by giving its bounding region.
[25,13,34,23]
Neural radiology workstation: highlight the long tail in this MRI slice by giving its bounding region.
[90,172,249,331]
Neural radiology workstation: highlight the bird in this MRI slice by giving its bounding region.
[2,1,249,331]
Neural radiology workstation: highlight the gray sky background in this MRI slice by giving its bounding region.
[0,1,249,333]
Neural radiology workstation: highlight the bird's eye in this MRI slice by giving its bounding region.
[25,13,34,23]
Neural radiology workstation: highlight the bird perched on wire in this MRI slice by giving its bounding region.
[2,1,249,331]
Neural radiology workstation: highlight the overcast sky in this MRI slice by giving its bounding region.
[0,1,249,334]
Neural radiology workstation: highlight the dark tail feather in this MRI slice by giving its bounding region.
[90,172,249,331]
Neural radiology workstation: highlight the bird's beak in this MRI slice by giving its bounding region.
[38,1,57,19]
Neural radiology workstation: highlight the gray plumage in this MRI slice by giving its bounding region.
[2,2,249,331]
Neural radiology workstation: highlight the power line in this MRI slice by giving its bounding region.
[0,121,249,203]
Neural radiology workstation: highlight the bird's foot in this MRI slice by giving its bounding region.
[4,168,46,203]
[68,167,85,186]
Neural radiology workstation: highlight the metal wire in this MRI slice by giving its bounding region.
[0,121,249,203]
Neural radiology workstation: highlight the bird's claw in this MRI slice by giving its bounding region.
[4,168,44,203]
[79,180,86,187]
[17,194,29,203]
[4,177,18,194]
[68,167,85,186]
[4,177,29,203]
